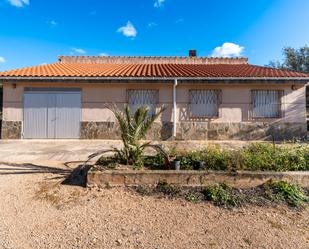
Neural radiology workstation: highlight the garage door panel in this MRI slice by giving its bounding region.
[47,94,56,139]
[24,93,48,139]
[55,93,81,138]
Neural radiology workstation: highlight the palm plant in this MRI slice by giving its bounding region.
[84,105,170,169]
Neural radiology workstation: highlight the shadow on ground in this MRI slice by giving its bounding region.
[0,161,92,187]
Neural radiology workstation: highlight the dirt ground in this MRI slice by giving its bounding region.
[0,161,308,249]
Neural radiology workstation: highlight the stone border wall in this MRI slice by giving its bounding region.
[87,170,309,189]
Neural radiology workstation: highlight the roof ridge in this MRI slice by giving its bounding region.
[58,55,248,59]
[58,56,249,65]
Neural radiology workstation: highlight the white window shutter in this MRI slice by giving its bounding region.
[190,90,220,117]
[252,90,282,118]
[127,89,158,115]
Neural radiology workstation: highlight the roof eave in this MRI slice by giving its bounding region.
[0,76,308,83]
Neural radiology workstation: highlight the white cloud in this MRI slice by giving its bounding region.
[117,21,137,38]
[148,22,158,28]
[7,0,29,7]
[154,0,165,8]
[48,20,57,27]
[99,53,108,56]
[0,56,6,63]
[175,18,184,24]
[71,48,86,54]
[211,42,244,57]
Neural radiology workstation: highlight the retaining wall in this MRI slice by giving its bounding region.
[87,170,309,188]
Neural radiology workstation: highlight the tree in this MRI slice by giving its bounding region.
[268,46,309,73]
[110,104,167,167]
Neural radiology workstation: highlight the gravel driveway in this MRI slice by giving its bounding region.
[0,160,308,249]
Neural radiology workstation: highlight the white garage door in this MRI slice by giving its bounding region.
[23,89,81,139]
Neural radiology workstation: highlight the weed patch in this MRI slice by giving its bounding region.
[132,180,308,209]
[262,180,308,207]
[155,182,180,196]
[202,184,241,207]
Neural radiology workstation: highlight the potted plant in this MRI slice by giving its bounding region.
[193,160,204,170]
[172,157,181,170]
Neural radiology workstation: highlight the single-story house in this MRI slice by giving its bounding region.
[0,53,308,140]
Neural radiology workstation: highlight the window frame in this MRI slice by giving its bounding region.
[189,89,222,118]
[126,89,159,115]
[250,89,284,119]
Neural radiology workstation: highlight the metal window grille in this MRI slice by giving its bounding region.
[251,90,283,118]
[190,90,221,117]
[127,89,158,115]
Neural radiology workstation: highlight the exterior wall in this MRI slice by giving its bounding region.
[1,82,307,140]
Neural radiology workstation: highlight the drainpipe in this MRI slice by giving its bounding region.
[173,79,178,139]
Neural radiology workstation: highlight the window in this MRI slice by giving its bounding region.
[251,90,283,118]
[127,89,158,115]
[190,89,221,117]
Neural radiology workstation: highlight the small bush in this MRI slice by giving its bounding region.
[184,192,202,203]
[156,182,180,196]
[143,154,165,170]
[238,143,309,171]
[202,183,240,207]
[179,146,231,171]
[263,180,308,207]
[201,147,231,170]
[134,186,152,196]
[96,156,118,169]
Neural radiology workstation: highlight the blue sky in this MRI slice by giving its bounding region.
[0,0,309,71]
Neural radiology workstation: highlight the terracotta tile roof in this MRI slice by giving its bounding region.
[0,62,309,78]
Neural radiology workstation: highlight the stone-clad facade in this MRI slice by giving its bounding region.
[1,121,22,139]
[79,121,307,141]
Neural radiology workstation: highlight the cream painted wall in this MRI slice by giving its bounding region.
[2,82,306,125]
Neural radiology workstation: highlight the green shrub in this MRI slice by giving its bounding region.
[156,182,180,196]
[239,143,309,171]
[96,156,118,169]
[202,183,240,207]
[263,180,308,207]
[201,147,231,170]
[143,154,165,170]
[135,186,152,196]
[179,146,231,171]
[184,192,201,203]
[178,143,309,172]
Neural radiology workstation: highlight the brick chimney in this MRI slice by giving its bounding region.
[189,50,197,57]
